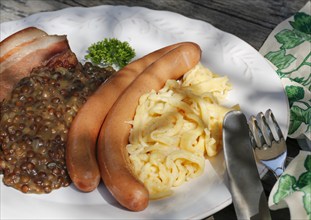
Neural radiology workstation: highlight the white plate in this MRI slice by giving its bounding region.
[0,5,289,220]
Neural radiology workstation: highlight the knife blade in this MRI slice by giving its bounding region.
[222,110,271,220]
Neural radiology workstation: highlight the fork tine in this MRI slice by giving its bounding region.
[249,115,267,149]
[249,129,257,149]
[258,112,274,145]
[266,109,284,140]
[249,117,262,151]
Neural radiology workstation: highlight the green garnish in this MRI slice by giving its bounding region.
[85,38,136,69]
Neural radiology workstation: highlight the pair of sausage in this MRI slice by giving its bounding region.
[66,42,201,211]
[66,42,190,191]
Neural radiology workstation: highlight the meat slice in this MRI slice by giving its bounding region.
[0,27,77,101]
[0,27,47,58]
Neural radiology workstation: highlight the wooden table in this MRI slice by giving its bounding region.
[0,0,308,219]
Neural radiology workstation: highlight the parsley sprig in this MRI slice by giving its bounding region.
[85,38,136,69]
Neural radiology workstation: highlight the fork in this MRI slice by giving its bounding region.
[248,109,287,178]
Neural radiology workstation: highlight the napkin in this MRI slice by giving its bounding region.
[259,2,311,219]
[259,1,311,150]
[268,151,311,220]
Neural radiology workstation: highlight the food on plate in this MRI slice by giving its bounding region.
[0,25,234,213]
[85,38,136,69]
[97,42,201,211]
[0,27,77,101]
[127,63,237,199]
[0,27,115,193]
[66,42,192,192]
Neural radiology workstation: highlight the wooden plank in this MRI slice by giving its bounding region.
[2,0,307,26]
[188,0,308,28]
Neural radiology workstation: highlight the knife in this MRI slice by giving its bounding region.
[222,110,271,220]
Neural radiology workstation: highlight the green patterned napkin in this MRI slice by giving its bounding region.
[259,1,310,148]
[268,151,311,219]
[259,2,311,219]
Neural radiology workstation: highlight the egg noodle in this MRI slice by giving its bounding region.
[126,63,238,199]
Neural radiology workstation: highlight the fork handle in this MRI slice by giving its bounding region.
[261,152,287,179]
[273,167,285,178]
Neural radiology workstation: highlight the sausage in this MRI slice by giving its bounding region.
[66,42,191,192]
[97,42,201,211]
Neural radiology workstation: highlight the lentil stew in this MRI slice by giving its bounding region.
[0,62,115,193]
